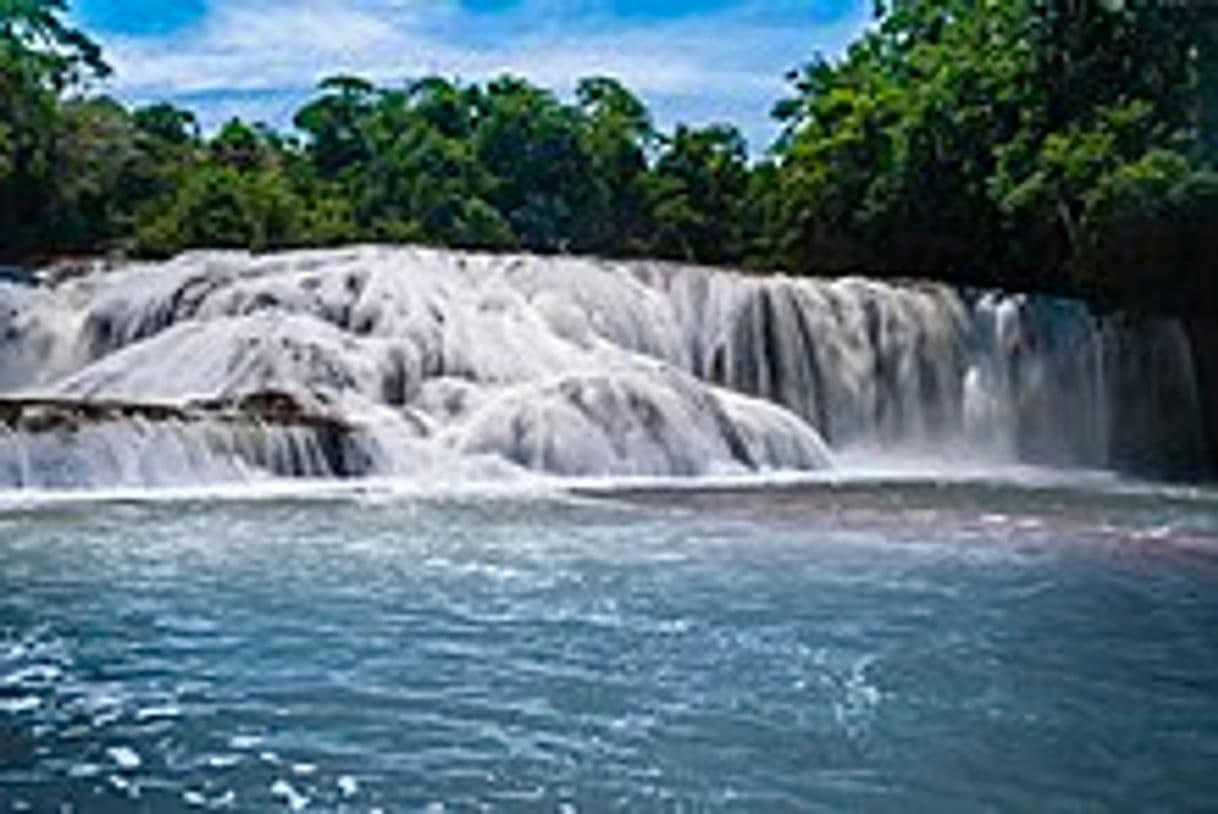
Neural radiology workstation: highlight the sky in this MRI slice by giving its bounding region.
[71,0,871,152]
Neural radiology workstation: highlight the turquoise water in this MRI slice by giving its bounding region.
[3,477,1218,811]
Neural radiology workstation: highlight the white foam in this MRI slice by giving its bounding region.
[270,779,310,811]
[0,247,1201,491]
[107,745,142,771]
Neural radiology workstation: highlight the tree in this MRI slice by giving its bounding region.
[576,77,655,254]
[294,75,376,175]
[472,76,598,252]
[0,0,109,89]
[768,0,1208,299]
[211,119,271,171]
[133,163,308,256]
[133,103,198,147]
[647,124,749,265]
[0,0,110,257]
[47,96,141,251]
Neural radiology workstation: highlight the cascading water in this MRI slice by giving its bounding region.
[0,246,1202,488]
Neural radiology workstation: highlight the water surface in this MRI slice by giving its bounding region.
[3,476,1218,811]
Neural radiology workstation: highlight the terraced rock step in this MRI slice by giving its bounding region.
[0,392,375,484]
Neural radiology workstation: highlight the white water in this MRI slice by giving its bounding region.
[0,246,1203,489]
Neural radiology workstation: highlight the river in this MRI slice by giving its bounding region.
[2,473,1218,810]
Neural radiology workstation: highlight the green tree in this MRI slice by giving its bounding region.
[133,163,308,257]
[472,76,598,252]
[0,0,109,88]
[575,77,655,254]
[294,75,375,176]
[0,0,110,257]
[47,96,142,250]
[646,124,749,265]
[769,0,1209,300]
[132,102,198,146]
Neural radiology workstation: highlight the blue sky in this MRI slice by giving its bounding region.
[72,0,870,151]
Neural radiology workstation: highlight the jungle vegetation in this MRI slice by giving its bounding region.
[1,0,1214,314]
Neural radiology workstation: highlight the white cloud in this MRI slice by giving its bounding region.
[104,1,422,94]
[94,0,869,147]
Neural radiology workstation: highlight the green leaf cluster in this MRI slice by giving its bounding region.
[766,0,1211,311]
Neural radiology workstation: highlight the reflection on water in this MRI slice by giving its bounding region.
[2,478,1218,810]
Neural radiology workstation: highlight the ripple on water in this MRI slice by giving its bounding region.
[106,745,142,771]
[270,779,310,810]
[2,487,1218,809]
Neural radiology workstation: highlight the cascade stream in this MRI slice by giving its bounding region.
[0,246,1202,488]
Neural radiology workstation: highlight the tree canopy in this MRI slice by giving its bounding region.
[767,0,1213,310]
[0,0,1212,314]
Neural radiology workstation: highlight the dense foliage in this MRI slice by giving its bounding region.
[0,0,1213,313]
[769,0,1215,311]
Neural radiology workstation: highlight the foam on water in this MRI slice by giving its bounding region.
[0,247,1204,491]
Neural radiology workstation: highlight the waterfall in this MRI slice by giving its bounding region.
[0,246,1202,488]
[0,397,377,489]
